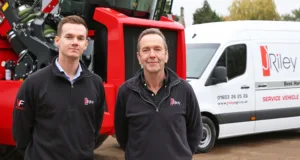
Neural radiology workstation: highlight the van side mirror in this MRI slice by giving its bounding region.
[212,66,227,84]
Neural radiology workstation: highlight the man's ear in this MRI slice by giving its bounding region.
[137,52,143,68]
[137,52,141,64]
[165,51,169,63]
[54,36,60,48]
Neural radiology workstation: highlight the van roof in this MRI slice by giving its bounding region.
[185,20,300,44]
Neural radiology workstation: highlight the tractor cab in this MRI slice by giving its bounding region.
[58,0,174,22]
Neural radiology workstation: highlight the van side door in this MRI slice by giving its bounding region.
[205,43,256,138]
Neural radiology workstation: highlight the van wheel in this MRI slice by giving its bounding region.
[0,145,23,160]
[196,116,217,153]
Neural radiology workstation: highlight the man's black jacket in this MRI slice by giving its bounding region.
[12,58,106,160]
[114,67,203,160]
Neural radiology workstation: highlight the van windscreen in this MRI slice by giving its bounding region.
[186,43,220,79]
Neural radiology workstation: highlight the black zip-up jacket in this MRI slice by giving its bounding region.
[12,58,106,160]
[114,68,203,160]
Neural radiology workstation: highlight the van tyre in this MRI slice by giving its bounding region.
[196,116,217,153]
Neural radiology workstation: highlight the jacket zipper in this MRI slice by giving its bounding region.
[56,74,92,107]
[129,79,180,112]
[70,81,73,108]
[130,88,158,111]
[69,74,92,102]
[72,74,92,86]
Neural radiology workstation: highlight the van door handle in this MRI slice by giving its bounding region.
[258,84,267,88]
[241,85,250,89]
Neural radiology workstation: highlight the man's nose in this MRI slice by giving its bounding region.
[72,38,79,45]
[149,49,156,57]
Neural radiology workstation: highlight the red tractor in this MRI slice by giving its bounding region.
[0,0,186,159]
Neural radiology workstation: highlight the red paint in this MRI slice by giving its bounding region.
[0,81,23,145]
[159,15,174,22]
[101,84,115,134]
[176,26,187,79]
[88,30,94,37]
[0,14,11,37]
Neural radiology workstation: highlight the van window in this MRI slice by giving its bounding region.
[217,44,247,80]
[186,43,220,78]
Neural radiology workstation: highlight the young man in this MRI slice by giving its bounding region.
[12,15,106,160]
[114,28,203,160]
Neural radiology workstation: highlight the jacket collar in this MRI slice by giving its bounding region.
[127,67,180,91]
[51,55,92,78]
[140,68,169,88]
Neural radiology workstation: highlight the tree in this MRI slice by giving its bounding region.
[228,0,280,21]
[192,0,222,24]
[281,8,300,21]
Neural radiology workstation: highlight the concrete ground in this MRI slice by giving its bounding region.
[94,130,300,160]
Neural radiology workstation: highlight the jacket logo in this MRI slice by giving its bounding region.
[84,98,94,105]
[16,99,25,110]
[170,98,180,106]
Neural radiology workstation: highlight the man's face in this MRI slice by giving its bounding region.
[137,34,168,73]
[55,23,88,60]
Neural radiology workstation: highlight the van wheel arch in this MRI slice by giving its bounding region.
[201,112,219,138]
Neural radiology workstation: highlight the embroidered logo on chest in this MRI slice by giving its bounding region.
[84,97,94,105]
[170,98,181,106]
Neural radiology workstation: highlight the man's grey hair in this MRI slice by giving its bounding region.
[137,28,168,52]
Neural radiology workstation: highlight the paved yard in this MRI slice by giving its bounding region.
[94,130,300,160]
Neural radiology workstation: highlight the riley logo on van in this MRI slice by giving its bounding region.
[260,45,297,76]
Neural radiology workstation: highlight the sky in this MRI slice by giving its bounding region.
[171,0,300,26]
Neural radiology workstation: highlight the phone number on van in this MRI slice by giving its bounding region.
[217,94,248,100]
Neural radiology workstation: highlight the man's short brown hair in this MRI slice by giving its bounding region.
[137,28,168,52]
[56,15,88,36]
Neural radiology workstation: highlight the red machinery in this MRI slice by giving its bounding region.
[0,0,186,159]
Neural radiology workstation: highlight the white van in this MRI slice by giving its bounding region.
[185,20,300,153]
